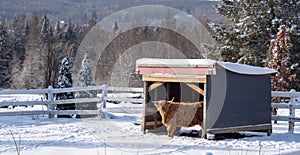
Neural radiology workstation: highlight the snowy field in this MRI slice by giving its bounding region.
[0,95,300,155]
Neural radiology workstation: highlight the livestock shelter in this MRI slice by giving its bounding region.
[136,58,277,137]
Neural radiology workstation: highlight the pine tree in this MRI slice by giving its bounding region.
[0,22,12,88]
[87,10,97,32]
[75,53,97,111]
[56,57,75,112]
[23,13,45,89]
[10,14,28,89]
[210,0,299,65]
[51,20,64,87]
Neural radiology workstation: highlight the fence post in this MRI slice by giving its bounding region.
[289,89,296,133]
[48,86,54,118]
[102,84,108,109]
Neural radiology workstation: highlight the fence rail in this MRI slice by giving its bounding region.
[271,89,300,133]
[0,84,143,117]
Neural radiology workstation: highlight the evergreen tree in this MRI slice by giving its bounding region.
[87,10,97,32]
[23,13,45,89]
[75,53,97,111]
[10,14,28,89]
[210,0,299,65]
[112,21,119,34]
[0,22,12,88]
[40,15,58,88]
[51,20,64,87]
[56,57,75,112]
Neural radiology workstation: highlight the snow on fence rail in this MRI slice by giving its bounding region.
[0,84,143,117]
[271,89,300,133]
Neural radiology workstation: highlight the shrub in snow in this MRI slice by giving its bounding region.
[266,25,294,91]
[75,54,98,111]
[266,25,295,117]
[56,57,75,111]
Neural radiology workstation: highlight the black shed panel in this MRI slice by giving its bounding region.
[205,66,272,133]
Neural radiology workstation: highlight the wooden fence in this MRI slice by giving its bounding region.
[0,84,143,118]
[1,86,299,133]
[271,89,300,133]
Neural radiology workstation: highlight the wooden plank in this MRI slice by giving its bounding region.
[271,103,290,108]
[203,83,207,136]
[0,111,49,116]
[185,83,205,96]
[142,82,148,132]
[0,89,49,95]
[53,98,102,104]
[136,58,216,68]
[148,82,164,92]
[51,85,106,93]
[272,115,300,122]
[207,124,272,135]
[104,97,143,103]
[0,101,50,107]
[102,84,108,109]
[271,103,300,109]
[138,67,215,75]
[107,87,143,93]
[48,86,54,118]
[51,110,99,115]
[143,75,206,83]
[272,90,300,98]
[0,110,99,117]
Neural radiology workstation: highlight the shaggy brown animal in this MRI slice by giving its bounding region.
[153,100,204,138]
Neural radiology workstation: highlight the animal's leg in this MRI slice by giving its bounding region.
[200,125,205,138]
[170,126,177,138]
[167,126,173,137]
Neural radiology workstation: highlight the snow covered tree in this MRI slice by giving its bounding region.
[87,10,97,32]
[0,22,12,88]
[75,53,97,111]
[22,13,45,89]
[56,57,75,112]
[267,25,294,91]
[50,20,65,87]
[10,14,28,89]
[210,0,299,66]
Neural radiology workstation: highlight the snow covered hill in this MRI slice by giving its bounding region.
[0,95,300,155]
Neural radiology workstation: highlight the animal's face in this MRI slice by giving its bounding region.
[153,100,168,114]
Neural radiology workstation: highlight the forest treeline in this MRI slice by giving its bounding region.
[0,0,223,24]
[0,10,215,89]
[0,12,99,89]
[0,1,223,90]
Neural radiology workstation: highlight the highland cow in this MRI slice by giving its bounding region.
[153,99,204,138]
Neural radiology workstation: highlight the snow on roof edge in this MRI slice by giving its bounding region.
[217,61,277,75]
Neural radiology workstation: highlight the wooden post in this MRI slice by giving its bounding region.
[203,83,207,138]
[48,86,54,118]
[142,82,148,133]
[102,84,108,109]
[289,89,296,133]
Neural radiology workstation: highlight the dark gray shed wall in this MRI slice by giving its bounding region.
[205,66,272,130]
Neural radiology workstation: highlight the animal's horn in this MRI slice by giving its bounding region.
[169,97,175,102]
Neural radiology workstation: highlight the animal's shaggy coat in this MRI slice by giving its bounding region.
[153,100,204,138]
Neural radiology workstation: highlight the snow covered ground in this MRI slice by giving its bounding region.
[0,95,300,155]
